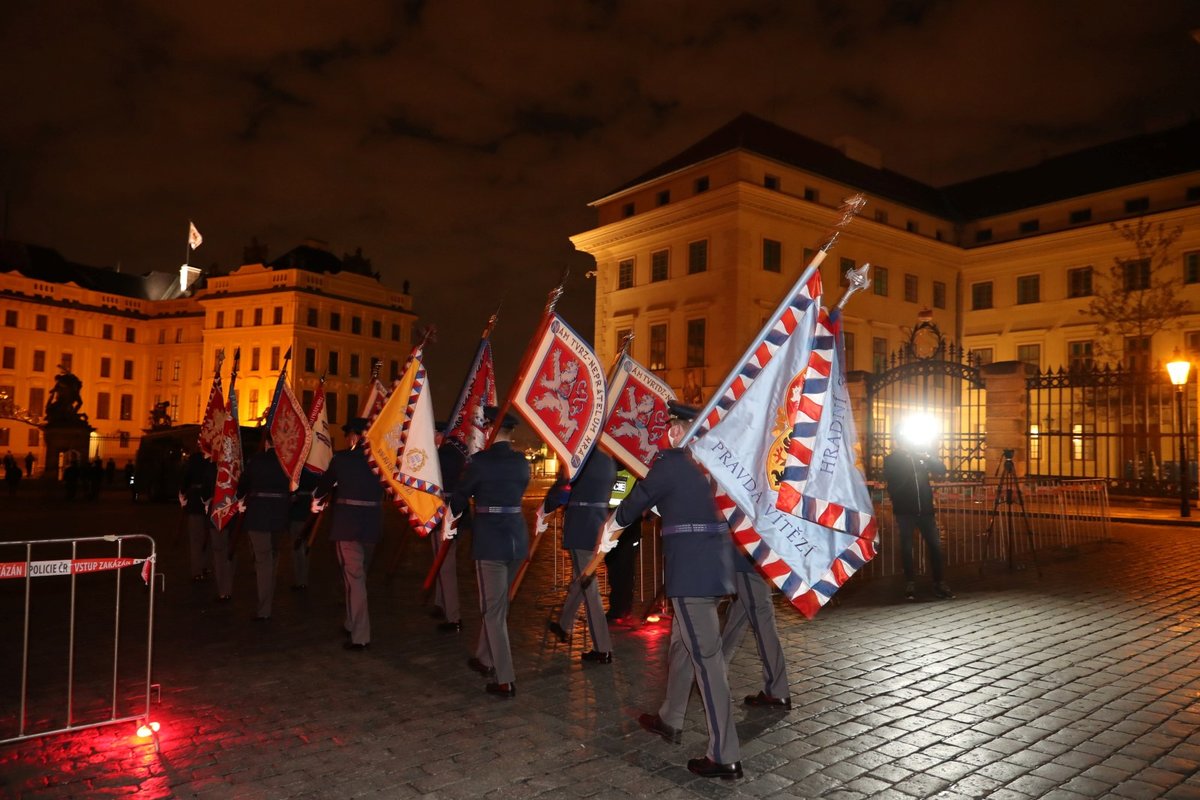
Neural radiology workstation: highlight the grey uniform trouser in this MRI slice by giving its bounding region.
[474,559,520,684]
[432,528,460,623]
[721,571,790,700]
[337,541,375,645]
[556,549,612,652]
[248,529,283,618]
[209,524,236,598]
[186,514,212,578]
[660,596,740,765]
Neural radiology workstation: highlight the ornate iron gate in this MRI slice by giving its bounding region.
[1026,364,1198,497]
[865,320,986,481]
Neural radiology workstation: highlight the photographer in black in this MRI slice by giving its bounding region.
[882,414,954,602]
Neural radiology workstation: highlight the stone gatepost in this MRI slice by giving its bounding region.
[980,361,1036,479]
[845,370,870,469]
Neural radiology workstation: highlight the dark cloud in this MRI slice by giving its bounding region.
[1,0,1198,410]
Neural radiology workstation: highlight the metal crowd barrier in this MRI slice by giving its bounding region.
[0,534,160,748]
[861,478,1111,579]
[541,512,664,614]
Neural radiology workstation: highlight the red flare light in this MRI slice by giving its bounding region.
[136,721,161,738]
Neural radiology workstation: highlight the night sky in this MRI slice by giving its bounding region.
[3,0,1198,414]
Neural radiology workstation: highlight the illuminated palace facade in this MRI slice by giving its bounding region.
[571,114,1200,402]
[0,240,416,466]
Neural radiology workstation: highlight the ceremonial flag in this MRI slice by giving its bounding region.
[210,350,244,531]
[266,349,313,490]
[198,359,226,461]
[689,275,877,619]
[364,347,444,536]
[188,221,203,250]
[599,353,675,478]
[359,361,390,419]
[444,324,497,459]
[303,379,333,475]
[511,313,605,481]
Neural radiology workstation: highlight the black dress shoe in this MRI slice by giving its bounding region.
[744,691,791,710]
[546,618,568,643]
[687,757,743,779]
[581,650,612,664]
[638,712,682,744]
[343,641,369,651]
[466,657,494,676]
[485,682,515,697]
[437,620,463,633]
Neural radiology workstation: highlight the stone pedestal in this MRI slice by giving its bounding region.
[41,424,93,480]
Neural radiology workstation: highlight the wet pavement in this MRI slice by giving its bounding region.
[1,481,1199,799]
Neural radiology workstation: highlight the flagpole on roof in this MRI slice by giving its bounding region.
[681,194,867,446]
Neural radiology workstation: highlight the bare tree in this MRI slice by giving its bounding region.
[1083,218,1188,368]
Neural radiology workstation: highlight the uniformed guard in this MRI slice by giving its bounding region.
[444,406,531,697]
[433,430,466,632]
[179,450,214,582]
[236,433,292,620]
[603,401,742,780]
[603,468,641,625]
[313,417,383,651]
[543,449,616,662]
[720,552,791,709]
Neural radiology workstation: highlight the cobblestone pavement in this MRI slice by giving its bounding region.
[1,484,1199,799]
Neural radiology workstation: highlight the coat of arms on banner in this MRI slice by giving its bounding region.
[513,315,605,479]
[600,354,675,478]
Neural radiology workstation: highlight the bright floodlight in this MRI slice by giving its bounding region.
[898,412,939,449]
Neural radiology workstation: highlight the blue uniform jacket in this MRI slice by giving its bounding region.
[314,446,385,543]
[543,450,616,551]
[450,441,530,562]
[237,450,292,532]
[614,447,734,598]
[181,452,215,515]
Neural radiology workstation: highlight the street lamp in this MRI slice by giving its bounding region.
[1167,349,1192,517]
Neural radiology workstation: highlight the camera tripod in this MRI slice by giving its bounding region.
[982,450,1042,577]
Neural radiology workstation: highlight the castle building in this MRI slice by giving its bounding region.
[570,114,1200,402]
[0,239,416,470]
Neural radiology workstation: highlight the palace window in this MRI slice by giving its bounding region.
[1124,197,1149,213]
[234,310,244,327]
[686,319,706,368]
[648,324,667,371]
[274,307,284,325]
[804,186,819,202]
[872,337,888,373]
[270,347,280,372]
[33,350,45,372]
[1,347,13,369]
[96,393,111,420]
[352,316,362,335]
[1017,344,1041,370]
[694,176,709,193]
[63,319,75,335]
[762,239,781,273]
[617,259,634,290]
[1067,267,1093,298]
[1016,275,1040,305]
[971,282,993,310]
[656,190,670,207]
[1184,251,1200,284]
[1069,208,1092,225]
[650,250,669,282]
[102,324,113,340]
[933,281,946,309]
[119,394,133,421]
[688,241,707,275]
[764,174,780,190]
[253,308,263,326]
[1068,340,1094,372]
[874,266,889,297]
[904,274,919,303]
[330,312,341,332]
[1123,258,1150,291]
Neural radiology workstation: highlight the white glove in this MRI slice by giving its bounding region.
[310,497,327,514]
[535,505,548,534]
[178,492,187,508]
[597,513,624,554]
[235,498,247,515]
[441,509,461,541]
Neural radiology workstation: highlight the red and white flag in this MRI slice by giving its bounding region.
[359,376,390,420]
[210,351,244,531]
[304,381,333,475]
[198,366,226,461]
[512,314,605,481]
[266,349,313,490]
[600,353,676,478]
[444,336,497,458]
[188,221,203,250]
